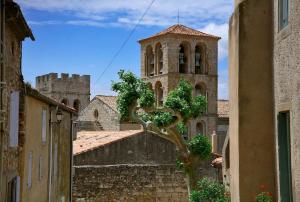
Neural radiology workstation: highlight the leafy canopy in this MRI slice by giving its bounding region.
[112,70,211,162]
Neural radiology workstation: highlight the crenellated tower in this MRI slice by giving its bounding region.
[36,73,90,111]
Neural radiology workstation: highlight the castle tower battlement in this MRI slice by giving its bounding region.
[36,73,90,112]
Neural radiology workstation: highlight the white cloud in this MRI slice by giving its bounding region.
[199,23,229,61]
[16,0,233,27]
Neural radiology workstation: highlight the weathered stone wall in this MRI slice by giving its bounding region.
[0,15,25,200]
[74,132,177,166]
[140,33,218,140]
[274,0,300,200]
[72,165,188,202]
[77,98,120,131]
[36,73,90,112]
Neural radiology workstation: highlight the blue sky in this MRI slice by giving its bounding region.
[17,0,233,99]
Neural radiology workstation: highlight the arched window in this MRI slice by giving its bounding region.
[196,121,206,135]
[195,43,207,74]
[61,98,69,105]
[147,82,153,91]
[73,99,80,111]
[94,109,99,119]
[195,83,207,97]
[146,46,155,76]
[155,81,163,106]
[155,43,163,75]
[178,42,190,74]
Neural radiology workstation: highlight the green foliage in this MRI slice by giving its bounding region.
[256,192,272,202]
[177,122,188,135]
[187,135,211,160]
[176,158,184,171]
[165,79,206,121]
[190,178,230,202]
[112,70,155,120]
[152,112,175,127]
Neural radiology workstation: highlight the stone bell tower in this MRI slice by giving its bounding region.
[139,24,220,139]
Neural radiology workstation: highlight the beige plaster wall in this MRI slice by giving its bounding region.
[21,96,50,202]
[229,0,277,201]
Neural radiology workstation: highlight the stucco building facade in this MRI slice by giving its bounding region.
[36,73,90,112]
[21,86,76,202]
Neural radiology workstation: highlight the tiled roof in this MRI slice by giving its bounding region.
[73,130,142,155]
[218,100,229,118]
[139,24,221,43]
[95,95,118,112]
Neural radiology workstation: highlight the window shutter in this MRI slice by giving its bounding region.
[16,176,20,202]
[283,0,288,26]
[42,109,47,143]
[39,156,43,180]
[28,152,32,188]
[54,143,58,178]
[9,91,19,147]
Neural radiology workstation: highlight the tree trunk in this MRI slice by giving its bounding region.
[185,165,199,195]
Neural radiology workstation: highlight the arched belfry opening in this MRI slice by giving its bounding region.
[155,81,163,106]
[61,98,69,105]
[146,46,155,76]
[195,44,206,74]
[195,83,207,97]
[73,99,80,111]
[196,121,206,135]
[178,42,191,74]
[155,43,163,75]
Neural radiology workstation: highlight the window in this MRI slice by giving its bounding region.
[155,82,163,106]
[73,99,80,111]
[27,152,33,188]
[94,109,99,119]
[277,112,293,201]
[42,109,47,143]
[54,143,58,179]
[196,122,206,135]
[6,176,20,202]
[146,46,155,76]
[61,98,68,105]
[39,156,43,181]
[9,91,19,147]
[279,0,289,30]
[155,43,163,74]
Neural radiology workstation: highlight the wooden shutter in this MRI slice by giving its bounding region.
[39,156,43,180]
[27,152,32,188]
[277,112,293,201]
[16,176,20,202]
[9,91,19,147]
[42,109,47,143]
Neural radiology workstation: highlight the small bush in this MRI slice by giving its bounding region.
[256,192,272,202]
[187,135,211,160]
[189,178,229,202]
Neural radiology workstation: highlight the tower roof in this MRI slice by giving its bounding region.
[139,24,221,43]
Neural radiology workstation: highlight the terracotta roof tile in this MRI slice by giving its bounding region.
[139,24,221,43]
[95,95,118,112]
[218,100,229,118]
[73,130,142,155]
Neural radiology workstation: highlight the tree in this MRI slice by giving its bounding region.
[112,70,211,193]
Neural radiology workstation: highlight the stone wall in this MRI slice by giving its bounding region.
[72,165,188,202]
[274,0,300,200]
[36,73,90,112]
[74,132,177,166]
[77,98,120,131]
